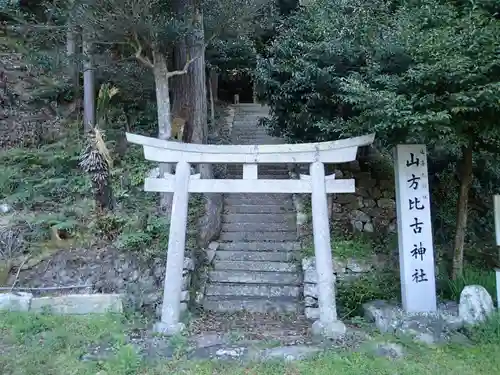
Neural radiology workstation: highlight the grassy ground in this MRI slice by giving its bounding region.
[1,311,500,375]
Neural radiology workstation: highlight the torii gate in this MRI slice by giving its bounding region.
[127,132,375,338]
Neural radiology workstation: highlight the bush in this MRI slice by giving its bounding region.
[439,267,497,306]
[337,269,400,318]
[465,311,500,344]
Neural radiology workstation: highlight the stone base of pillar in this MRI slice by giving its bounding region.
[311,319,346,339]
[153,321,186,336]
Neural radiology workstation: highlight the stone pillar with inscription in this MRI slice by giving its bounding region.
[394,145,437,313]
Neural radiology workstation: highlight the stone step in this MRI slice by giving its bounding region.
[224,197,294,207]
[219,231,298,242]
[222,213,296,224]
[226,169,290,176]
[203,296,299,313]
[225,174,291,180]
[213,260,298,272]
[221,222,295,232]
[206,283,300,297]
[223,204,295,214]
[215,251,299,262]
[225,193,292,200]
[218,241,301,251]
[208,270,301,285]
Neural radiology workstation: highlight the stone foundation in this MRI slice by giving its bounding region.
[302,256,375,320]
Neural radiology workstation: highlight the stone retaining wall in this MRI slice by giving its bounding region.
[290,159,397,238]
[0,256,194,316]
[328,161,396,235]
[302,256,376,320]
[0,292,123,314]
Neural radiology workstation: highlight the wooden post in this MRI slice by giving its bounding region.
[154,161,191,335]
[310,161,346,338]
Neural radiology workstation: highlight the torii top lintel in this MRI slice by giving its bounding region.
[126,133,375,164]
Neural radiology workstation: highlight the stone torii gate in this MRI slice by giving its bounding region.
[127,132,375,338]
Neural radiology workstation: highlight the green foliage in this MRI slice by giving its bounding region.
[466,311,500,344]
[438,267,497,305]
[114,214,170,256]
[254,0,391,141]
[337,269,401,318]
[302,236,374,260]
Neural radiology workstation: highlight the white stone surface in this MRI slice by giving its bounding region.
[305,307,320,320]
[496,269,500,310]
[0,292,32,311]
[30,294,123,314]
[311,161,341,328]
[458,285,494,325]
[127,131,376,337]
[394,144,437,313]
[180,290,190,302]
[158,160,191,330]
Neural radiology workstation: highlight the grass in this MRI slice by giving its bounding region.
[438,266,498,305]
[1,311,500,375]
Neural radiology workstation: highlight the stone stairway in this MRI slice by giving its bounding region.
[203,104,303,314]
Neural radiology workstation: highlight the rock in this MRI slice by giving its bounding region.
[352,221,364,232]
[304,283,318,298]
[363,300,400,333]
[30,294,123,314]
[215,347,246,359]
[363,198,376,208]
[311,319,346,339]
[183,257,195,271]
[377,198,396,210]
[302,256,315,270]
[0,292,32,311]
[192,332,228,348]
[334,194,358,205]
[256,345,322,362]
[304,296,317,307]
[363,299,466,344]
[363,222,374,232]
[205,242,219,264]
[346,259,372,273]
[458,285,494,325]
[350,210,371,223]
[331,203,343,213]
[0,203,12,214]
[182,274,191,290]
[180,290,190,302]
[304,268,317,283]
[197,193,223,248]
[371,342,405,359]
[305,307,319,320]
[388,221,397,233]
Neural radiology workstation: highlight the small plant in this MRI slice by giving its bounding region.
[302,235,373,260]
[465,311,500,344]
[168,333,190,359]
[337,269,400,318]
[438,267,497,305]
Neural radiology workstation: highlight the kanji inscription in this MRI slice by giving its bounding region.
[394,144,437,313]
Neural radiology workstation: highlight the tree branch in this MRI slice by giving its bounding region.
[131,32,154,69]
[166,55,200,78]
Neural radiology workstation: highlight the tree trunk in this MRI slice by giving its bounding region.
[66,27,77,86]
[171,0,222,247]
[189,4,207,145]
[451,144,474,280]
[153,50,174,215]
[208,71,215,128]
[210,68,218,102]
[82,31,94,132]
